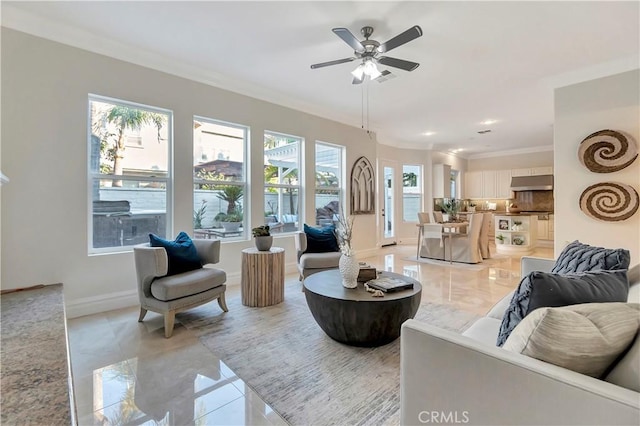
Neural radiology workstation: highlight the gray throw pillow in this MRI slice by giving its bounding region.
[551,240,630,274]
[503,303,640,378]
[496,269,629,346]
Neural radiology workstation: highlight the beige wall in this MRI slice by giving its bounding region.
[554,70,640,264]
[467,150,553,171]
[1,29,381,315]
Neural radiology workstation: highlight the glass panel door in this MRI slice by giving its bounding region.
[380,161,396,246]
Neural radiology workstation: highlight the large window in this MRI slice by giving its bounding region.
[88,95,171,253]
[264,132,301,234]
[315,142,344,226]
[193,117,247,240]
[403,165,422,222]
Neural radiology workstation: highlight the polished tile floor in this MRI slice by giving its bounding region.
[68,243,553,425]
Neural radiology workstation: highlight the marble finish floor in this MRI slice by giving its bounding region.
[68,243,553,425]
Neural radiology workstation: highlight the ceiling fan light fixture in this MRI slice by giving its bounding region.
[351,64,365,79]
[363,60,381,79]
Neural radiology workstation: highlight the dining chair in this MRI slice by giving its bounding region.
[416,212,432,258]
[433,211,444,223]
[447,213,484,263]
[418,223,445,260]
[479,212,492,259]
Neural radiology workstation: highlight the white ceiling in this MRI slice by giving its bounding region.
[3,1,639,157]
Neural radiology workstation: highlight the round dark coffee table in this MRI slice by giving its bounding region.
[303,270,422,347]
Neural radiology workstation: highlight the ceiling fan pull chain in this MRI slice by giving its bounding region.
[361,84,365,130]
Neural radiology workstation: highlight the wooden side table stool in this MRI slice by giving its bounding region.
[241,247,285,307]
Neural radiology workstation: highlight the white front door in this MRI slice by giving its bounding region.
[380,160,397,246]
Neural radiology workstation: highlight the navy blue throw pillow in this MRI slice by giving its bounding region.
[496,269,629,346]
[303,224,339,253]
[551,240,630,274]
[149,232,202,276]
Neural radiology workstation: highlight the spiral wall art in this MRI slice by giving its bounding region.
[579,182,639,222]
[578,129,638,173]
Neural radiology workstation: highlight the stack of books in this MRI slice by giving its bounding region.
[366,276,414,293]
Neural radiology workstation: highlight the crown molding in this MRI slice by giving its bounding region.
[0,4,362,131]
[466,145,554,160]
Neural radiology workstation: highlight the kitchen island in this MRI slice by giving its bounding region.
[494,213,538,254]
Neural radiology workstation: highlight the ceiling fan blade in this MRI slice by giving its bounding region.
[332,28,365,53]
[310,57,356,69]
[377,56,420,72]
[377,25,422,53]
[352,75,363,85]
[374,70,394,83]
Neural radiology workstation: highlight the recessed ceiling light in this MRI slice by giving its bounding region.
[422,131,436,136]
[480,119,498,126]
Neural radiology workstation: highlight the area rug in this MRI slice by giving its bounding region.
[178,284,480,426]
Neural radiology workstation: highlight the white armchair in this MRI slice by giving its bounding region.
[133,239,228,338]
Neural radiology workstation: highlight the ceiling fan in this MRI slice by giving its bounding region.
[311,25,423,84]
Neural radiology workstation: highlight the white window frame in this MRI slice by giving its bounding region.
[402,164,422,223]
[264,131,303,233]
[87,94,173,255]
[314,141,346,223]
[193,116,249,241]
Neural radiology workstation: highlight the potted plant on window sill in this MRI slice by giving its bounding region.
[252,225,272,251]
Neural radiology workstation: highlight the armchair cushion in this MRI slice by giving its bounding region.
[299,251,342,269]
[149,232,202,276]
[496,269,629,346]
[503,303,640,378]
[551,240,630,274]
[303,224,339,253]
[150,267,226,301]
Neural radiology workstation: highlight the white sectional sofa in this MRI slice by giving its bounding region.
[400,257,640,426]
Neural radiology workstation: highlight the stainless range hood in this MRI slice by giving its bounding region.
[510,174,553,191]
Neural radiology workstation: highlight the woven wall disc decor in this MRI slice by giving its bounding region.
[578,129,638,173]
[579,182,639,222]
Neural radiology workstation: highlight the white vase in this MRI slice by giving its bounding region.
[339,254,359,289]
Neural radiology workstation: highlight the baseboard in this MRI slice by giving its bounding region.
[355,247,382,259]
[66,289,139,319]
[66,262,301,318]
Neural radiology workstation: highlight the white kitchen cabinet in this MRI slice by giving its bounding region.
[511,168,531,177]
[512,166,553,177]
[537,219,549,240]
[481,171,497,198]
[549,214,555,240]
[532,166,553,175]
[465,171,483,199]
[496,169,512,198]
[433,163,452,198]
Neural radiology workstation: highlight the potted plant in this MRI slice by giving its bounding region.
[252,225,272,251]
[468,202,476,213]
[442,198,460,222]
[220,210,243,232]
[213,212,227,228]
[512,220,523,231]
[193,200,207,229]
[496,234,505,244]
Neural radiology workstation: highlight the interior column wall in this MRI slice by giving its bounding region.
[554,70,640,264]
